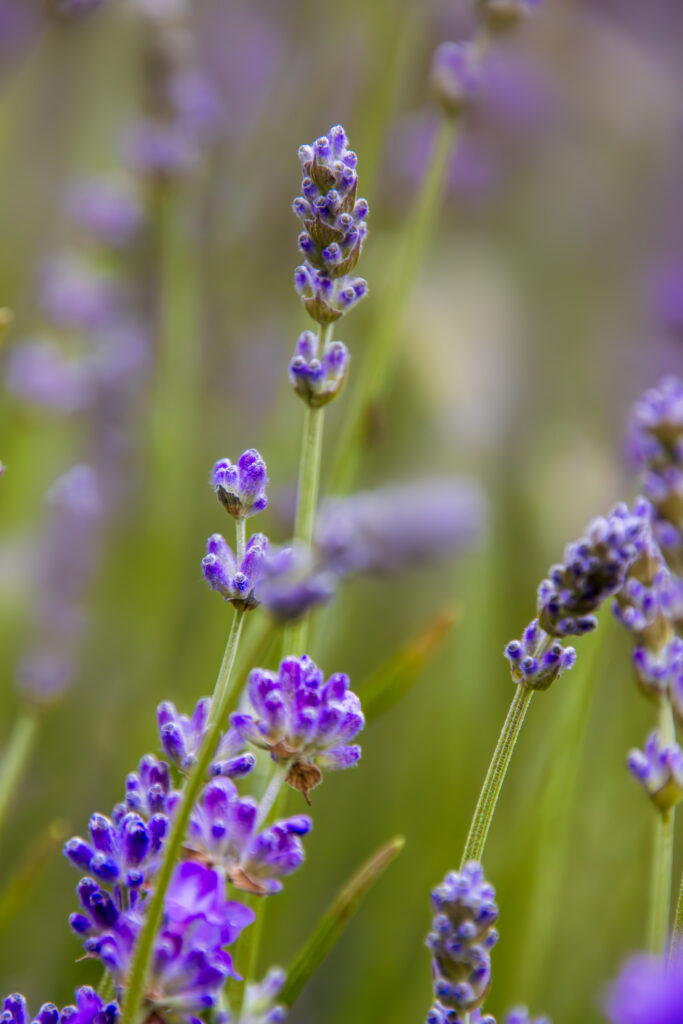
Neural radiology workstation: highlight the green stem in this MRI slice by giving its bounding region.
[254,762,289,830]
[0,712,38,836]
[461,685,534,867]
[647,699,676,953]
[672,868,683,957]
[236,518,246,564]
[120,609,245,1024]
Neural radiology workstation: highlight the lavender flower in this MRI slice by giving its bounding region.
[1,990,118,1024]
[38,256,119,333]
[157,698,255,778]
[212,449,268,519]
[315,478,486,577]
[233,969,287,1024]
[634,636,683,704]
[504,619,576,690]
[81,862,254,1018]
[289,329,349,408]
[231,655,364,801]
[257,544,337,623]
[64,807,167,891]
[5,341,92,414]
[613,518,674,653]
[202,533,269,610]
[125,121,199,179]
[66,179,143,249]
[628,730,683,812]
[605,952,683,1024]
[537,503,647,637]
[476,0,542,34]
[293,125,368,324]
[186,776,312,894]
[426,862,499,1016]
[119,754,175,820]
[430,43,480,118]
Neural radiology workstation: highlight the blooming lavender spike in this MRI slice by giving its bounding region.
[633,636,683,705]
[64,805,167,891]
[231,655,364,801]
[212,449,268,519]
[613,502,674,655]
[81,863,254,1021]
[477,0,542,34]
[257,543,337,623]
[293,125,368,324]
[627,730,683,812]
[1,990,118,1024]
[537,503,647,637]
[430,43,481,118]
[504,619,576,691]
[157,698,253,777]
[605,952,683,1024]
[426,862,499,1015]
[66,178,143,249]
[289,329,349,408]
[119,754,175,819]
[186,776,312,894]
[202,532,269,611]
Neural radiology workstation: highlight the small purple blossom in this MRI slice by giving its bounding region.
[537,503,647,637]
[426,862,499,1015]
[504,619,576,690]
[1,990,118,1024]
[5,340,92,414]
[427,1008,495,1024]
[38,256,119,333]
[257,543,337,623]
[605,952,683,1024]
[64,806,167,891]
[634,636,683,704]
[66,178,143,249]
[627,730,683,812]
[186,776,312,894]
[289,329,349,408]
[119,754,175,820]
[202,533,269,611]
[430,43,481,118]
[231,655,364,801]
[157,698,254,778]
[212,449,268,519]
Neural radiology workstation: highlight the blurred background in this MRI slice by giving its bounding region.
[0,1,682,1022]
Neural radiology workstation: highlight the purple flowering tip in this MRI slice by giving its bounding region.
[202,533,268,611]
[430,42,481,118]
[211,449,268,519]
[605,952,683,1024]
[504,620,576,691]
[165,861,255,941]
[627,729,683,812]
[289,330,349,408]
[1,991,118,1024]
[66,178,143,248]
[5,340,92,414]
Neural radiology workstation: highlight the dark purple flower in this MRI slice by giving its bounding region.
[505,619,576,690]
[430,43,481,118]
[186,776,312,894]
[157,698,254,778]
[537,503,647,637]
[231,655,363,801]
[1,989,118,1024]
[211,449,268,519]
[64,805,167,891]
[289,329,349,408]
[426,862,499,1015]
[628,730,683,812]
[119,754,175,820]
[605,952,683,1024]
[427,1009,495,1024]
[257,543,337,623]
[202,532,269,610]
[315,478,486,577]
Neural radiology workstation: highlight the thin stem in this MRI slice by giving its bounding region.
[672,869,683,956]
[120,609,245,1024]
[647,698,676,953]
[236,518,246,564]
[461,686,534,867]
[254,762,289,831]
[0,712,38,836]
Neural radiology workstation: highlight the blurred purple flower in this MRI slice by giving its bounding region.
[39,256,119,333]
[67,178,143,249]
[605,952,683,1024]
[5,340,92,414]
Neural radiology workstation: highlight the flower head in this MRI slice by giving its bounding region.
[634,636,683,704]
[64,807,167,892]
[427,862,499,1015]
[231,656,364,801]
[202,533,269,611]
[66,178,143,249]
[289,329,349,408]
[430,43,481,118]
[628,730,683,812]
[187,776,312,894]
[504,619,576,691]
[605,952,683,1024]
[212,450,268,519]
[119,754,175,820]
[1,990,118,1024]
[157,698,254,778]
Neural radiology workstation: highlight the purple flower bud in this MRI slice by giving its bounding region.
[202,532,269,611]
[211,449,268,519]
[628,729,683,812]
[430,43,481,118]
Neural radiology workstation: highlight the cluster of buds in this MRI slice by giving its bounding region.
[211,450,268,519]
[289,329,349,408]
[202,533,269,611]
[504,619,576,691]
[628,731,683,813]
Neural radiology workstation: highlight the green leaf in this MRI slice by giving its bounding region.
[280,836,405,1008]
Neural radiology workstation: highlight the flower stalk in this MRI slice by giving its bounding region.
[647,698,677,953]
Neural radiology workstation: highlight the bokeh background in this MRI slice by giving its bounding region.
[0,1,682,1022]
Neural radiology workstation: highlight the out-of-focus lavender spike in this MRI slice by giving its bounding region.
[38,256,120,333]
[257,543,337,624]
[628,730,683,812]
[605,951,683,1023]
[66,178,143,249]
[430,42,481,118]
[5,341,92,414]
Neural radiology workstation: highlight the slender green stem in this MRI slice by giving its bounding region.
[0,712,38,836]
[254,761,289,830]
[672,869,683,956]
[120,609,245,1024]
[282,324,330,656]
[461,686,534,867]
[647,698,676,953]
[98,970,116,1002]
[236,518,246,564]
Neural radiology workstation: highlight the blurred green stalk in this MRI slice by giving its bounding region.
[120,608,246,1024]
[0,712,38,837]
[647,698,676,953]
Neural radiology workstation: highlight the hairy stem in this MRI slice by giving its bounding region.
[120,609,245,1024]
[0,712,38,837]
[254,761,290,831]
[647,698,676,953]
[461,685,534,867]
[672,868,683,957]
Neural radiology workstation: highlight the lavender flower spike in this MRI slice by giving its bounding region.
[202,533,269,611]
[186,776,312,894]
[628,730,683,812]
[257,543,337,623]
[231,655,364,801]
[430,43,481,118]
[426,862,499,1017]
[212,449,268,519]
[605,951,683,1024]
[1,989,118,1024]
[293,125,368,324]
[537,502,647,637]
[289,329,349,408]
[505,619,576,691]
[157,697,255,778]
